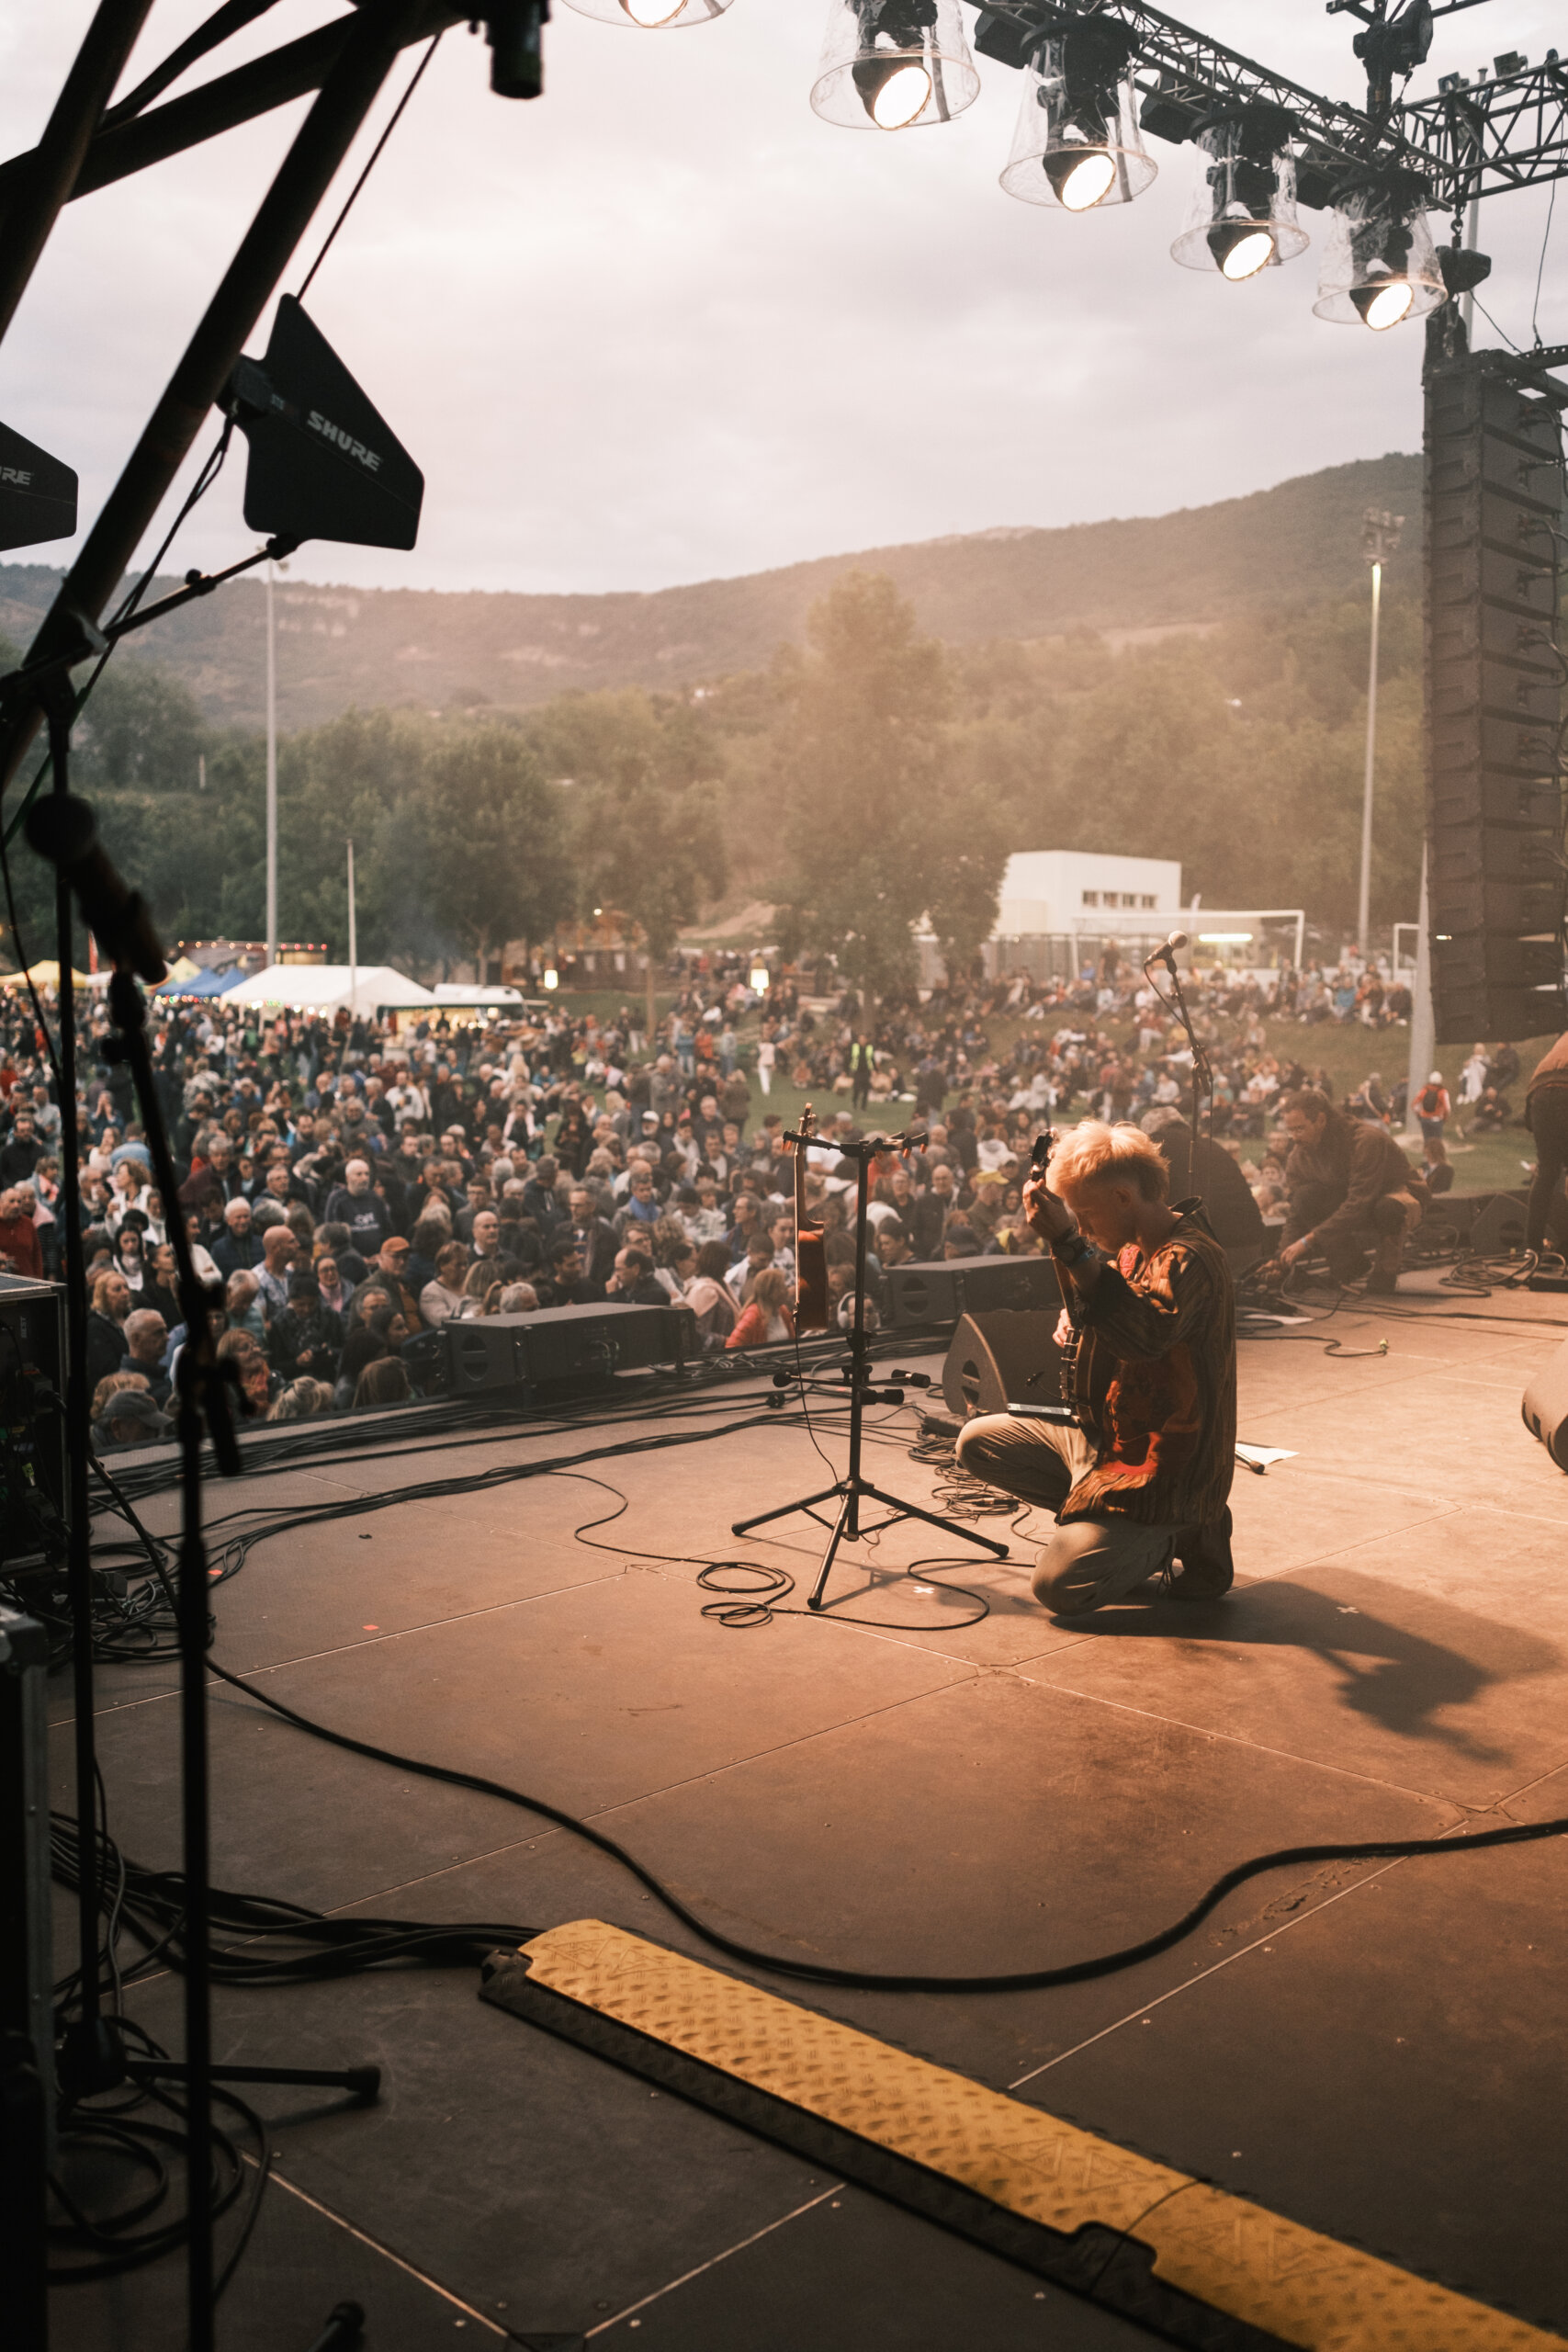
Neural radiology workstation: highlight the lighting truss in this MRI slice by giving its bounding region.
[966,3,1568,212]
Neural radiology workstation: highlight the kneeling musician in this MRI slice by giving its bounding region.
[955,1121,1237,1616]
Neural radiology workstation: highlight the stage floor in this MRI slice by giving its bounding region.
[48,1274,1568,2349]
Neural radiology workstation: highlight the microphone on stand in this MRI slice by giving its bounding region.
[1145,930,1189,972]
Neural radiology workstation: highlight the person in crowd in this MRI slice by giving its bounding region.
[122,1306,172,1406]
[315,1250,353,1322]
[213,1328,275,1419]
[254,1223,298,1323]
[1276,1088,1424,1295]
[354,1355,412,1410]
[268,1272,344,1384]
[323,1157,395,1257]
[726,1263,795,1349]
[85,1268,132,1389]
[566,1185,618,1284]
[604,1244,669,1307]
[143,1242,182,1331]
[537,1232,604,1308]
[419,1240,470,1328]
[213,1195,265,1279]
[1410,1069,1453,1193]
[0,1184,43,1280]
[93,1382,172,1451]
[684,1239,739,1347]
[225,1269,267,1345]
[1525,1026,1568,1257]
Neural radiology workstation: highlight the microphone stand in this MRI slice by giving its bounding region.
[12,661,378,2352]
[1146,946,1213,1192]
[731,1126,1010,1610]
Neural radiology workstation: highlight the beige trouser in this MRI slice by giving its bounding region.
[954,1412,1178,1616]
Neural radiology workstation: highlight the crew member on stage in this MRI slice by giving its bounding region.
[1276,1089,1424,1295]
[955,1121,1236,1616]
[1524,1028,1568,1257]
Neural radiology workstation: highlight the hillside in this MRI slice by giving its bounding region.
[0,450,1420,734]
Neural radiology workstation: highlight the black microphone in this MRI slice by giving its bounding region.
[1145,930,1189,972]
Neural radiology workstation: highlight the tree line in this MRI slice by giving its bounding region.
[0,563,1418,992]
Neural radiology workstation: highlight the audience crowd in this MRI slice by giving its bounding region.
[0,944,1532,1448]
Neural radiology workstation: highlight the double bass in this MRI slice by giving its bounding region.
[792,1103,830,1332]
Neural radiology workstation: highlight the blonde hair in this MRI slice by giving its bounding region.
[1049,1120,1168,1204]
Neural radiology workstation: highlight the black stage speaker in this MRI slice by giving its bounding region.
[443,1301,694,1398]
[1522,1340,1568,1468]
[1466,1191,1530,1256]
[886,1255,1060,1330]
[942,1310,1063,1419]
[1426,350,1565,1042]
[0,1604,52,2352]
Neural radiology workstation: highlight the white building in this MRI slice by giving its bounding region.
[919,850,1304,982]
[994,852,1182,938]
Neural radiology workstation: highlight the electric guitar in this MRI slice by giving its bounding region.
[792,1104,830,1333]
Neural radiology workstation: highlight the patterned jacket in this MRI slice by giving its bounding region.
[1060,1204,1236,1530]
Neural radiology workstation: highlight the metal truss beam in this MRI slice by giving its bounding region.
[968,5,1568,211]
[0,4,464,219]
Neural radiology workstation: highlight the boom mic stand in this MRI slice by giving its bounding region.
[1146,943,1213,1195]
[16,672,378,2352]
[732,1127,1010,1610]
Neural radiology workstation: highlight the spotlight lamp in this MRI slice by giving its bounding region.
[559,0,732,27]
[810,0,979,132]
[1170,104,1308,280]
[999,19,1156,211]
[1313,171,1446,330]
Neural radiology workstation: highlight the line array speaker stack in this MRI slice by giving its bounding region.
[1425,348,1566,1043]
[442,1300,695,1401]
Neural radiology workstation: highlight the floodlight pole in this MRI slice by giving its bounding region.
[347,835,358,1011]
[1357,557,1382,957]
[265,558,278,966]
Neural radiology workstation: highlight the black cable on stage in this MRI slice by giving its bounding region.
[81,1652,1568,1999]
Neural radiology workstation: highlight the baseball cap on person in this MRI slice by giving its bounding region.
[98,1389,172,1436]
[381,1236,410,1255]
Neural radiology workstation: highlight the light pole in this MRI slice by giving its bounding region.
[1357,506,1403,958]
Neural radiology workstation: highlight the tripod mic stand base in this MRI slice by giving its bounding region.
[734,1474,1010,1611]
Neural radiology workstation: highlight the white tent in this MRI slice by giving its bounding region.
[220,964,437,1016]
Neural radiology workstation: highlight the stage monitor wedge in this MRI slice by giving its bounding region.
[0,421,77,552]
[225,296,423,550]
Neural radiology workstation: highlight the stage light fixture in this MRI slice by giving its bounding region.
[0,422,77,552]
[561,0,733,28]
[810,0,978,132]
[999,20,1156,212]
[1313,171,1446,330]
[1170,105,1307,280]
[223,298,424,549]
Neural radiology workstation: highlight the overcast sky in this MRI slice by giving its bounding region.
[1,0,1563,596]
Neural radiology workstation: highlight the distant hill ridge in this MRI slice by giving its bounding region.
[0,450,1420,735]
